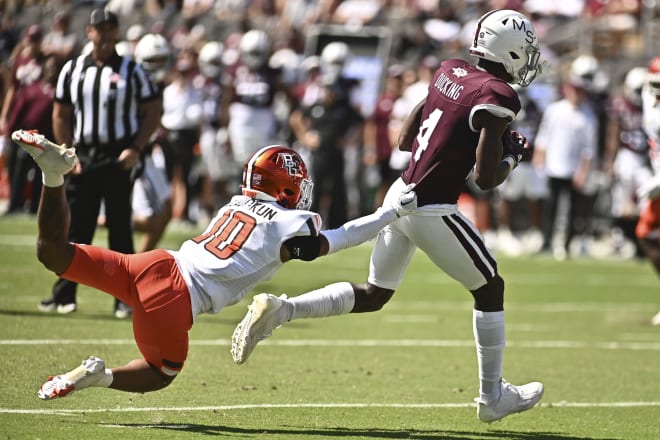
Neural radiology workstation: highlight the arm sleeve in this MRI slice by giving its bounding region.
[283,235,323,261]
[322,206,398,255]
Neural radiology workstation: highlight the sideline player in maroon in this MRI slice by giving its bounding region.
[232,9,545,423]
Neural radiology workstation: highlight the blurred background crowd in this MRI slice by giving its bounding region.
[0,0,658,261]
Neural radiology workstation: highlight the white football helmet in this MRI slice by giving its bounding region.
[198,41,224,79]
[469,9,542,87]
[134,33,172,82]
[269,47,301,84]
[239,29,271,69]
[320,41,350,84]
[569,54,608,93]
[623,66,646,106]
[320,41,350,66]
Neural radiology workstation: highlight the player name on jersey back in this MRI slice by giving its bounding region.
[229,197,279,220]
[434,71,465,101]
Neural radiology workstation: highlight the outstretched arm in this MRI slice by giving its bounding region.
[281,184,417,262]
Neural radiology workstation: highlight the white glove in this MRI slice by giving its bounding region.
[637,174,660,201]
[391,183,417,217]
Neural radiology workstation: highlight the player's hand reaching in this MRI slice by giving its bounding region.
[391,183,417,217]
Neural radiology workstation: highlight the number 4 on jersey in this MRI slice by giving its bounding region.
[414,109,443,161]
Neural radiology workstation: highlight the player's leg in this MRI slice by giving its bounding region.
[115,257,192,393]
[231,198,417,364]
[39,250,192,399]
[11,130,78,273]
[409,209,543,422]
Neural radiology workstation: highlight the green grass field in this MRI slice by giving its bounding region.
[1,214,659,439]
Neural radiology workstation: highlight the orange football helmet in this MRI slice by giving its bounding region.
[241,145,313,210]
[648,56,660,97]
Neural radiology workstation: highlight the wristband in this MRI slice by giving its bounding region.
[502,155,517,174]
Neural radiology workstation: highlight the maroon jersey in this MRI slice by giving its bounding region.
[401,59,520,206]
[225,62,280,107]
[608,95,647,155]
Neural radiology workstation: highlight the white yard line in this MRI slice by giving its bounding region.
[1,338,659,350]
[4,296,658,313]
[2,401,660,415]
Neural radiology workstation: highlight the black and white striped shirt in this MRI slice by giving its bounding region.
[55,51,158,150]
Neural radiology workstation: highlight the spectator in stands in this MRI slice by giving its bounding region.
[40,11,78,69]
[0,24,46,214]
[3,55,58,215]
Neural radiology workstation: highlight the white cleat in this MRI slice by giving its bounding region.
[231,293,288,365]
[38,356,105,400]
[11,129,78,175]
[651,310,660,326]
[476,379,544,423]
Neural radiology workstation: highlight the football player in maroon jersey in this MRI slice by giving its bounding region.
[233,9,545,423]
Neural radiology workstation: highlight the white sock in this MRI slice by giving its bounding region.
[473,309,505,404]
[96,369,114,388]
[289,282,355,320]
[42,171,64,187]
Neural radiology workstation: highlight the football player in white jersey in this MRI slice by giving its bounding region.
[634,56,660,325]
[10,132,417,400]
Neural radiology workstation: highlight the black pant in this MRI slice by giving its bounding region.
[542,176,583,252]
[51,164,134,305]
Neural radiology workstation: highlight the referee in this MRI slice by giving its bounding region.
[38,8,162,318]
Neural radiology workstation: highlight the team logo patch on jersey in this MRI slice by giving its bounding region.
[452,67,468,78]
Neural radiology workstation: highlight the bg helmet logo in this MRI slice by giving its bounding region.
[278,153,300,176]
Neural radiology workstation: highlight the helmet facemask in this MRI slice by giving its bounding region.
[515,44,543,87]
[296,177,313,210]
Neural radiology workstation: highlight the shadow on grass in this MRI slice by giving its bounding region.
[100,423,615,439]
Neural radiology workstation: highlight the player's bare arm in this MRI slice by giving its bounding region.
[398,98,426,152]
[118,99,162,170]
[472,109,511,190]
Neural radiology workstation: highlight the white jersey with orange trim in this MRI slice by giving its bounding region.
[169,195,322,320]
[642,85,660,173]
